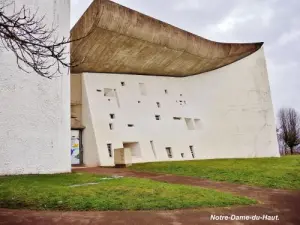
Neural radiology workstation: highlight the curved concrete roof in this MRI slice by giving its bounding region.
[71,0,263,76]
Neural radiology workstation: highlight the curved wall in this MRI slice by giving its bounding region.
[80,47,279,167]
[0,0,71,175]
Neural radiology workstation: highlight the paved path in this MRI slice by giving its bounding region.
[1,167,300,225]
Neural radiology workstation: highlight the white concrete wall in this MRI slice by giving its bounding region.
[0,0,71,175]
[81,48,279,167]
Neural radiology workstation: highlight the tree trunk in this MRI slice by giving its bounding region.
[290,147,294,155]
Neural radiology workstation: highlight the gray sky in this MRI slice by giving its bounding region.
[71,0,300,115]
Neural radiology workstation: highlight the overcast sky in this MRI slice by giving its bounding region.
[71,0,300,115]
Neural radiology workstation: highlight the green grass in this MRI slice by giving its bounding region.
[0,173,255,211]
[131,156,300,190]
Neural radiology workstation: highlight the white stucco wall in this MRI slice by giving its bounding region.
[0,0,71,175]
[81,48,279,167]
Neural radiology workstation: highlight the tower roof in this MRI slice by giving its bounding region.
[71,0,263,76]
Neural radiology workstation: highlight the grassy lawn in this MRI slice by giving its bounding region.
[131,156,300,190]
[0,173,255,211]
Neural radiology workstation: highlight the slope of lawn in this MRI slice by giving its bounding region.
[0,173,255,211]
[131,156,300,189]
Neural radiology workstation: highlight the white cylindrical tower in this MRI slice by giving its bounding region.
[0,0,71,175]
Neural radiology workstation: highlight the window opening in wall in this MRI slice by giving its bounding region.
[166,147,172,158]
[190,146,195,158]
[139,83,147,96]
[165,89,168,94]
[121,82,125,86]
[104,88,115,97]
[107,143,112,157]
[155,115,161,120]
[97,89,102,92]
[138,101,141,103]
[181,153,184,158]
[150,141,157,159]
[109,123,114,130]
[173,117,181,120]
[128,124,134,127]
[156,102,161,108]
[110,114,115,119]
[180,94,183,96]
[194,119,201,129]
[185,118,195,130]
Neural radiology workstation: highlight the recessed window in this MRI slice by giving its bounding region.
[155,115,161,120]
[109,123,114,130]
[190,146,195,158]
[150,141,157,159]
[173,117,181,120]
[185,118,195,130]
[180,94,183,96]
[138,101,141,103]
[110,114,115,119]
[139,83,147,96]
[96,89,102,92]
[121,82,125,86]
[181,153,185,158]
[128,124,134,127]
[107,144,112,157]
[104,88,115,97]
[156,102,161,108]
[165,89,168,94]
[166,147,172,158]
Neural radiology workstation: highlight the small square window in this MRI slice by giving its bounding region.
[109,123,114,130]
[110,114,115,119]
[165,89,168,94]
[173,117,181,120]
[181,153,185,158]
[104,88,115,97]
[155,115,161,120]
[166,147,172,158]
[96,89,102,92]
[128,124,134,127]
[121,82,125,86]
[138,101,141,103]
[156,102,161,108]
[139,83,147,96]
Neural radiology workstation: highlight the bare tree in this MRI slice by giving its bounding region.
[0,0,93,78]
[278,108,300,155]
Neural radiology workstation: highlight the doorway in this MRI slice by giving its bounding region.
[71,130,82,165]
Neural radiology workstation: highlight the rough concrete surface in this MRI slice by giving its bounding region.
[71,0,262,76]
